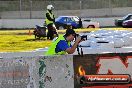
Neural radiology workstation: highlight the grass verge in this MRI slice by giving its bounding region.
[0,28,132,52]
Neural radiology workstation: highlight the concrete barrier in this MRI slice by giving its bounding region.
[1,52,132,88]
[0,55,74,88]
[0,17,120,29]
[1,7,132,19]
[0,19,44,29]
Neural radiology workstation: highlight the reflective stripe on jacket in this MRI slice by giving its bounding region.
[45,35,71,55]
[45,10,54,25]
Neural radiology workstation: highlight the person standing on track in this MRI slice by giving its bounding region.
[45,5,55,40]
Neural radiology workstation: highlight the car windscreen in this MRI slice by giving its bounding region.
[123,15,128,20]
[72,17,79,22]
[55,17,62,21]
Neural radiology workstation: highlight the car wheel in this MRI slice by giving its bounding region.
[87,25,95,28]
[58,26,64,30]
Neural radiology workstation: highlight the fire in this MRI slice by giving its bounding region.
[78,65,86,76]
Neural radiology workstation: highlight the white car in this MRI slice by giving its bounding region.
[81,19,100,28]
[55,16,100,30]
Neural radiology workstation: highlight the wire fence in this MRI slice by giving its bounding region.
[0,0,132,19]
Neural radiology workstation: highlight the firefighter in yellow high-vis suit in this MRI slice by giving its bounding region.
[45,5,55,40]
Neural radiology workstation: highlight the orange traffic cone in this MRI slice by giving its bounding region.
[28,29,31,36]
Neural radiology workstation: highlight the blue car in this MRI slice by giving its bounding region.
[55,16,80,30]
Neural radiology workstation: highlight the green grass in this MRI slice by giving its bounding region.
[0,35,51,52]
[0,29,51,52]
[0,28,132,52]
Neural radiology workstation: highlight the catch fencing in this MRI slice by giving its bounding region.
[0,0,132,19]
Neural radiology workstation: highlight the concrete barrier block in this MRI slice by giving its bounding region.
[0,55,74,88]
[35,55,74,88]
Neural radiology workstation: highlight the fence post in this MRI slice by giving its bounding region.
[109,0,112,16]
[80,0,82,17]
[19,0,22,18]
[29,0,32,19]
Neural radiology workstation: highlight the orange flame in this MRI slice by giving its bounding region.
[78,65,86,76]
